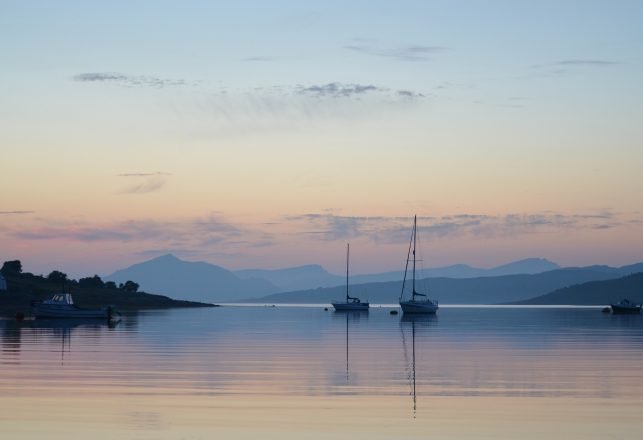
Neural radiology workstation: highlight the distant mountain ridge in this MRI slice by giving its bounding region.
[105,254,279,302]
[235,265,341,293]
[106,254,643,304]
[235,257,561,292]
[244,268,629,305]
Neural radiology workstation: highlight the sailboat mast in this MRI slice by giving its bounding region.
[346,243,350,301]
[412,215,417,298]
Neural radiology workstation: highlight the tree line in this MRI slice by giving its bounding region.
[1,260,140,293]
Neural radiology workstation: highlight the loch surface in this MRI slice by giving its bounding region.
[2,306,643,439]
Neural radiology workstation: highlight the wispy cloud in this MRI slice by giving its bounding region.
[397,90,426,99]
[553,59,619,67]
[298,82,381,98]
[73,72,187,88]
[12,214,244,244]
[11,213,279,264]
[345,42,445,62]
[523,59,621,80]
[243,56,278,62]
[286,211,624,242]
[118,172,172,194]
[0,210,35,215]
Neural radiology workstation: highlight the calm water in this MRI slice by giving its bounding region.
[2,306,643,439]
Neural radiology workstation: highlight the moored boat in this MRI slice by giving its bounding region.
[399,215,439,314]
[332,244,369,312]
[610,299,642,314]
[32,293,117,320]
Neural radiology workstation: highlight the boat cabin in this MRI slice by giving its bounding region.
[44,293,74,305]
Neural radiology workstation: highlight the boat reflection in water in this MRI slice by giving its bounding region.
[333,310,367,383]
[400,314,436,417]
[1,317,122,364]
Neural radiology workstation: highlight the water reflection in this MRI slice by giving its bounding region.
[0,316,125,364]
[400,314,436,417]
[333,310,368,382]
[1,307,643,440]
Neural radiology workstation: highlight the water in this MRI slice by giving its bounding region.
[2,306,643,439]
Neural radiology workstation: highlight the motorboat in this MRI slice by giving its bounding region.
[32,293,118,320]
[610,299,642,314]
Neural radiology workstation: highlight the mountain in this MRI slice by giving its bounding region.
[105,254,279,302]
[514,272,643,305]
[350,258,561,284]
[235,265,344,292]
[244,268,624,305]
[484,258,560,276]
[234,258,561,292]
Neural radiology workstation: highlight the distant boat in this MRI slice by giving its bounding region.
[332,244,369,311]
[399,216,439,314]
[610,299,642,314]
[32,293,119,320]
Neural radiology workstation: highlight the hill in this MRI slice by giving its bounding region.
[514,272,643,305]
[235,264,343,292]
[243,268,623,305]
[106,254,279,302]
[0,271,213,316]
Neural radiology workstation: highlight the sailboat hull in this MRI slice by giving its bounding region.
[332,302,370,311]
[399,300,438,314]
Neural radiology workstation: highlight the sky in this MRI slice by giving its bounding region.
[1,0,643,278]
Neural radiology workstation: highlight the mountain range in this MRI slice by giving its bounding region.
[105,254,643,304]
[246,268,633,305]
[105,254,278,302]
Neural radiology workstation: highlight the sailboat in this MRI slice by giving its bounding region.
[332,244,369,311]
[399,216,439,314]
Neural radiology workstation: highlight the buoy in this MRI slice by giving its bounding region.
[324,307,328,311]
[14,311,25,321]
[390,310,398,315]
[601,307,611,313]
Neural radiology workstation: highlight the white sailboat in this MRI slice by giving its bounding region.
[399,216,439,314]
[332,244,369,311]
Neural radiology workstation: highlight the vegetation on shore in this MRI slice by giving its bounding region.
[0,260,216,315]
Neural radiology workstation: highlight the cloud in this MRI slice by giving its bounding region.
[523,59,621,80]
[243,56,277,62]
[0,210,35,215]
[397,90,425,99]
[11,213,279,264]
[73,72,187,88]
[286,211,624,242]
[118,172,172,194]
[298,82,381,98]
[553,59,619,67]
[345,43,445,61]
[12,214,244,244]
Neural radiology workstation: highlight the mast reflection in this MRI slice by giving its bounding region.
[400,314,436,417]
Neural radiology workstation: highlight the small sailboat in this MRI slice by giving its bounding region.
[399,216,439,314]
[332,244,369,311]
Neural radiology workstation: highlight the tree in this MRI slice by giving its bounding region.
[104,281,117,289]
[122,280,139,293]
[1,260,22,275]
[47,270,68,283]
[78,275,105,288]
